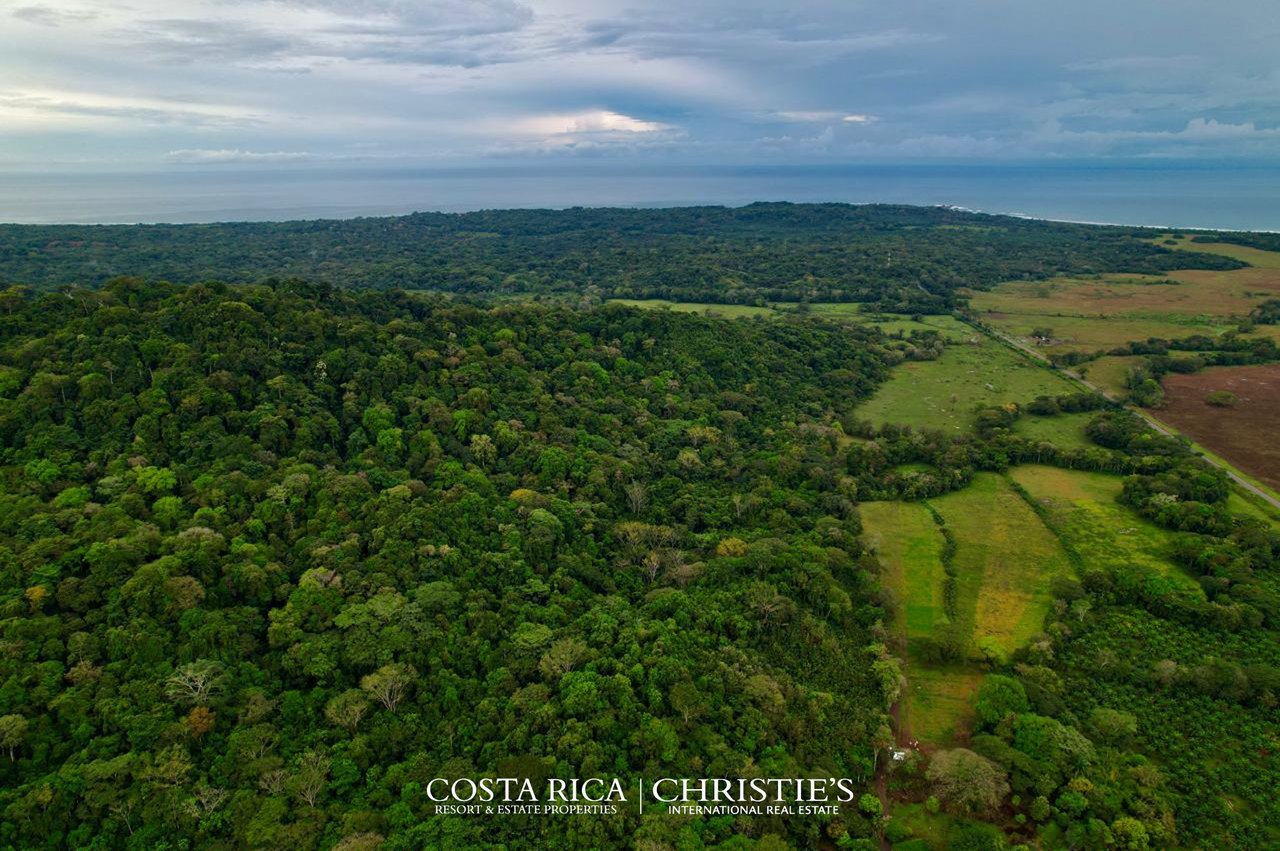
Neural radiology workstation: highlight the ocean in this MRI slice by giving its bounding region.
[1,163,1277,231]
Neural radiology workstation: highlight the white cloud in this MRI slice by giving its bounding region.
[517,110,675,136]
[0,89,260,129]
[165,148,313,163]
[772,111,876,123]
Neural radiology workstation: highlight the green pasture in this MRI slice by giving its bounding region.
[931,473,1072,657]
[1012,411,1095,450]
[855,336,1077,431]
[859,501,947,645]
[1008,465,1204,594]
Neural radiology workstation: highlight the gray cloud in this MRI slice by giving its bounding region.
[0,0,1277,167]
[11,4,97,27]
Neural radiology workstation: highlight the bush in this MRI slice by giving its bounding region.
[1205,390,1237,407]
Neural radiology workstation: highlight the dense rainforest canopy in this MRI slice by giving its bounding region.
[0,278,905,848]
[0,204,1243,313]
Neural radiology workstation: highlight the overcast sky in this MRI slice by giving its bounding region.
[2,0,1278,169]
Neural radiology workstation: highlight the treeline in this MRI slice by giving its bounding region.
[841,407,1185,503]
[0,204,1244,312]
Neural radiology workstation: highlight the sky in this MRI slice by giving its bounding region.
[1,0,1278,170]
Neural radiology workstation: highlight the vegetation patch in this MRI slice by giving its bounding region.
[1080,354,1146,396]
[971,237,1280,359]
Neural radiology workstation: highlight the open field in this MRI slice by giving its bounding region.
[1012,411,1095,449]
[1159,234,1280,268]
[975,309,1239,356]
[606,298,777,318]
[1156,364,1280,491]
[855,337,1078,431]
[799,305,975,340]
[931,474,1072,656]
[861,476,1074,746]
[859,501,970,745]
[608,298,978,340]
[1227,491,1280,529]
[970,237,1280,357]
[860,502,947,648]
[1008,465,1203,593]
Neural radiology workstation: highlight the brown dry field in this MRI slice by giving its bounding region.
[968,236,1280,355]
[1158,364,1280,491]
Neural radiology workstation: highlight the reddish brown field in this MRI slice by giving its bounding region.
[1158,365,1280,491]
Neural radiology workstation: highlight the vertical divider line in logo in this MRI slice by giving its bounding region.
[638,777,644,816]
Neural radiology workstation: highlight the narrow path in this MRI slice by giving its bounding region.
[873,758,891,851]
[964,318,1280,512]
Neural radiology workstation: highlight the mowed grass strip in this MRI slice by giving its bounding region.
[1008,465,1204,595]
[856,337,1077,431]
[859,501,947,644]
[930,473,1072,655]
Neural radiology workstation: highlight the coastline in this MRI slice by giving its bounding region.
[2,164,1279,232]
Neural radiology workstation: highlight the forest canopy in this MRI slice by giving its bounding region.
[0,204,1243,313]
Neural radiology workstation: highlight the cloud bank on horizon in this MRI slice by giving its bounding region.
[1,0,1277,168]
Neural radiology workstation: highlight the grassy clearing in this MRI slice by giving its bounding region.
[1008,465,1203,594]
[1013,411,1095,450]
[861,475,1074,746]
[931,473,1072,656]
[1227,492,1280,529]
[608,298,980,341]
[971,237,1280,357]
[975,308,1238,356]
[606,298,777,318]
[890,801,964,849]
[859,502,947,646]
[905,666,984,746]
[799,305,975,340]
[1157,234,1280,268]
[1079,354,1144,397]
[856,337,1077,431]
